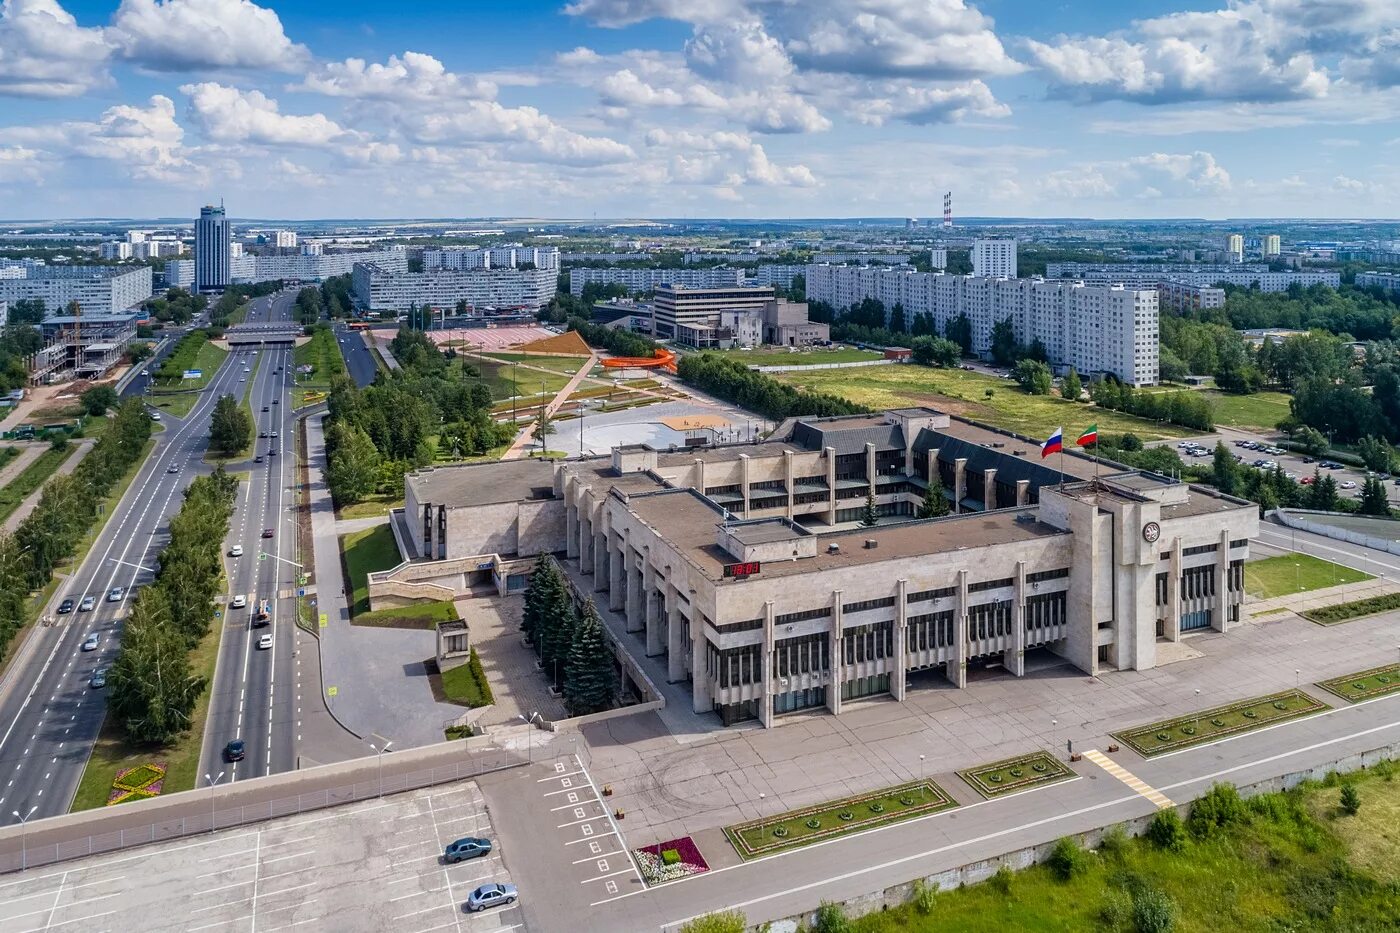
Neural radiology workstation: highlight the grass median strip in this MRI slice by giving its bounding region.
[957,751,1075,799]
[1113,689,1327,758]
[1302,592,1400,625]
[1315,664,1400,704]
[724,780,957,860]
[0,444,78,524]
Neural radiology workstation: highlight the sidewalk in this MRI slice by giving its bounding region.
[305,412,477,748]
[1247,576,1400,618]
[0,444,44,487]
[501,351,600,460]
[1,438,93,533]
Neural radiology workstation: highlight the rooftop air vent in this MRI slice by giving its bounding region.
[992,442,1005,448]
[1013,449,1026,456]
[863,539,878,549]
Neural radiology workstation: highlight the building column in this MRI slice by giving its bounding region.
[666,585,686,682]
[947,569,968,688]
[954,458,968,514]
[692,458,706,495]
[565,502,579,560]
[1212,527,1230,633]
[825,445,837,525]
[865,443,877,502]
[827,591,844,715]
[759,601,775,727]
[592,530,607,590]
[625,550,644,633]
[607,535,625,611]
[1004,561,1026,677]
[784,450,794,520]
[691,611,711,714]
[893,579,908,700]
[1165,538,1182,642]
[925,449,940,486]
[740,453,751,516]
[983,468,997,512]
[579,510,593,574]
[644,561,662,656]
[1016,479,1030,507]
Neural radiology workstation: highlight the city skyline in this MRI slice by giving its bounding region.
[0,0,1397,220]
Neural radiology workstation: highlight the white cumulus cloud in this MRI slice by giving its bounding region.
[296,51,496,101]
[0,0,111,97]
[109,0,309,72]
[181,82,347,147]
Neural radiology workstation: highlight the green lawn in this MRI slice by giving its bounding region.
[957,752,1075,799]
[71,616,221,811]
[724,781,957,860]
[337,492,403,521]
[1114,689,1327,757]
[340,524,402,615]
[469,357,571,399]
[844,764,1400,933]
[777,366,1190,441]
[1244,553,1371,599]
[439,648,494,706]
[355,599,457,629]
[714,347,886,367]
[1315,663,1400,703]
[479,352,594,376]
[150,338,230,417]
[1204,390,1293,431]
[0,444,78,524]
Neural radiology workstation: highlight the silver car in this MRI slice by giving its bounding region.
[464,883,517,912]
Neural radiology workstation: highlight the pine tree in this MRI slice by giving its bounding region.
[564,599,615,715]
[861,491,879,526]
[917,475,950,518]
[1309,472,1339,511]
[522,555,560,648]
[1360,476,1391,516]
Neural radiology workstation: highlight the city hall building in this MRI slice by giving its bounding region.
[394,408,1258,728]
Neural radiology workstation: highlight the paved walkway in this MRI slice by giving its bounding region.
[453,595,568,728]
[501,351,600,460]
[305,412,475,748]
[1247,576,1400,618]
[0,443,44,487]
[335,514,388,535]
[0,438,93,533]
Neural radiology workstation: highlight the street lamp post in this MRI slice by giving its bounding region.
[758,792,766,841]
[1193,688,1202,733]
[369,741,393,797]
[918,754,926,799]
[517,711,542,763]
[204,772,224,834]
[1295,668,1301,690]
[12,806,37,871]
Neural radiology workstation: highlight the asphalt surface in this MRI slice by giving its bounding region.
[198,290,304,786]
[0,320,257,822]
[332,321,380,387]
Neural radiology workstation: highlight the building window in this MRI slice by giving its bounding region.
[775,607,832,625]
[841,673,891,701]
[712,618,764,634]
[772,632,830,678]
[842,621,893,664]
[1229,539,1248,549]
[968,578,1014,593]
[967,600,1012,641]
[1025,592,1066,633]
[843,596,896,614]
[908,586,956,604]
[1182,544,1219,557]
[907,611,954,651]
[1026,568,1070,584]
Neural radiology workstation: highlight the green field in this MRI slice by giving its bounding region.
[1316,663,1400,703]
[439,648,494,706]
[838,764,1400,933]
[150,338,229,417]
[340,524,402,615]
[0,445,78,524]
[479,352,595,376]
[1244,553,1371,599]
[958,752,1075,799]
[470,357,571,399]
[714,347,886,367]
[355,598,457,629]
[777,366,1189,441]
[337,491,403,521]
[1203,390,1293,431]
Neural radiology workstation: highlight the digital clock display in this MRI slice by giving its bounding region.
[723,561,762,578]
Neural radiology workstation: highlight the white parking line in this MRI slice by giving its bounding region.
[565,830,618,846]
[392,903,450,921]
[556,815,607,828]
[572,851,627,865]
[581,868,640,885]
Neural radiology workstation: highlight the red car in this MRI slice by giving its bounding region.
[1300,475,1316,485]
[262,528,274,538]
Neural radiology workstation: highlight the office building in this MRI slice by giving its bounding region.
[99,242,132,261]
[230,242,244,259]
[971,238,1017,278]
[351,262,558,314]
[569,267,745,297]
[424,247,560,272]
[194,204,231,292]
[1227,234,1244,263]
[651,285,775,344]
[1263,235,1281,257]
[806,265,1158,386]
[275,230,298,249]
[0,265,152,314]
[388,407,1257,728]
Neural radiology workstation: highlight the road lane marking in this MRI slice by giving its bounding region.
[1083,749,1173,809]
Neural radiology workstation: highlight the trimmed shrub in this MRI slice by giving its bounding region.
[1047,837,1088,881]
[661,848,681,866]
[1147,809,1188,852]
[1189,784,1247,838]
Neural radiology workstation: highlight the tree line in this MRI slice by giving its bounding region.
[1089,380,1214,431]
[521,556,616,716]
[324,327,512,505]
[209,281,283,328]
[567,316,658,359]
[0,400,154,662]
[108,469,238,743]
[676,353,867,422]
[142,288,207,325]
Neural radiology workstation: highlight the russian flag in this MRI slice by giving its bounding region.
[1041,427,1063,459]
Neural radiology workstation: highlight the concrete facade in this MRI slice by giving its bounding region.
[401,408,1258,729]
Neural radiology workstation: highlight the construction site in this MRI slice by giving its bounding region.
[27,311,140,386]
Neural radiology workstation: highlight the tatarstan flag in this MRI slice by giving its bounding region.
[1076,424,1098,447]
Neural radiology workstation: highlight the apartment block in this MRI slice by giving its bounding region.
[0,265,152,313]
[568,267,745,297]
[972,238,1017,278]
[352,262,558,313]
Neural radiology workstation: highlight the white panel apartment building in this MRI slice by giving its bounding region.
[352,263,558,313]
[1044,263,1340,292]
[164,247,409,289]
[972,238,1017,278]
[0,265,153,313]
[807,265,1159,385]
[1356,271,1400,295]
[569,267,745,296]
[424,247,560,272]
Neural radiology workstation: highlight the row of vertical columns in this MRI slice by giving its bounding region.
[644,562,663,655]
[667,584,686,683]
[625,548,644,632]
[565,500,579,560]
[607,534,624,611]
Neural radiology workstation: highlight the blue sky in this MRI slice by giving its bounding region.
[1,0,1396,220]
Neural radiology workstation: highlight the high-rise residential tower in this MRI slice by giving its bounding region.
[971,237,1017,278]
[195,203,230,292]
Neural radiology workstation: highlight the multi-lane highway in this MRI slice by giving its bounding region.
[198,291,302,783]
[0,321,269,821]
[333,320,380,387]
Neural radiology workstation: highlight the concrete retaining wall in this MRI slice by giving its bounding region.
[753,359,896,374]
[746,740,1400,933]
[1272,508,1400,555]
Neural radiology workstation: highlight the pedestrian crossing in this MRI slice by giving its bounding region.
[1084,749,1174,809]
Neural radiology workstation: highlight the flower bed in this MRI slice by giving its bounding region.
[1316,664,1400,704]
[108,761,168,806]
[1302,592,1400,625]
[1113,690,1327,758]
[957,752,1075,799]
[634,835,709,886]
[723,781,957,860]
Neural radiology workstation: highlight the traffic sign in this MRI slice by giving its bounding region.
[298,588,305,597]
[327,686,338,697]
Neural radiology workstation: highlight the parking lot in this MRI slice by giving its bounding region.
[0,782,521,933]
